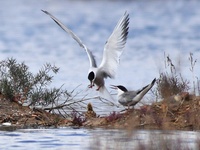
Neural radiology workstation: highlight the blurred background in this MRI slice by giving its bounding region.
[0,0,200,100]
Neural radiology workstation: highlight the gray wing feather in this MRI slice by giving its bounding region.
[119,78,156,106]
[118,91,137,106]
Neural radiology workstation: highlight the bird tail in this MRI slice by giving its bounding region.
[99,86,116,105]
[135,78,156,101]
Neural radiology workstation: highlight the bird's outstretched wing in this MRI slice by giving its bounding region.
[42,10,97,68]
[99,12,129,78]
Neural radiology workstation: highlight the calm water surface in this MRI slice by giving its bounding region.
[1,0,200,92]
[1,0,200,114]
[0,128,199,150]
[0,1,200,149]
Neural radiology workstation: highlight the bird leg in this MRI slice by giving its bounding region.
[88,84,95,88]
[88,84,93,88]
[127,105,133,111]
[88,82,95,88]
[96,84,104,91]
[96,86,101,91]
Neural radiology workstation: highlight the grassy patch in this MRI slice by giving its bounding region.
[156,53,190,99]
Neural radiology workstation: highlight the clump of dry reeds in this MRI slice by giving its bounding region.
[156,53,190,99]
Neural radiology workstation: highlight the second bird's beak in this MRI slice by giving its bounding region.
[110,85,117,89]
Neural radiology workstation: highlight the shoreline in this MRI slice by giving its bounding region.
[0,92,199,131]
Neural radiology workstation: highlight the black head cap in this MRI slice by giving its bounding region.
[117,85,128,92]
[88,71,95,81]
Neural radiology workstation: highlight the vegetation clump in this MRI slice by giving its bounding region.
[0,58,69,107]
[156,53,190,99]
[0,53,200,131]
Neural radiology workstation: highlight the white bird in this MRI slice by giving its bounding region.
[111,78,156,108]
[42,10,129,101]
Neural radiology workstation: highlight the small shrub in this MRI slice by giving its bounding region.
[0,58,69,107]
[106,111,122,122]
[71,110,86,126]
[156,53,189,99]
[157,73,189,98]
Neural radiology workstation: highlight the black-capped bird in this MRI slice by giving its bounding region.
[42,10,129,101]
[111,78,156,108]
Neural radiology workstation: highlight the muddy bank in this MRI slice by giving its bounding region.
[0,98,68,130]
[0,92,200,131]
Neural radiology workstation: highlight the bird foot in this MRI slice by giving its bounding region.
[88,84,95,88]
[88,85,92,88]
[96,86,101,91]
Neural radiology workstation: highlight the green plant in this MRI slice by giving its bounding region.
[0,58,69,107]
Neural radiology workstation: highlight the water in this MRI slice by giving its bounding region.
[1,0,200,110]
[0,0,200,149]
[1,0,200,92]
[0,128,199,150]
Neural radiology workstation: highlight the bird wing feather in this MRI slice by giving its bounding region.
[42,10,97,68]
[122,91,137,102]
[99,12,129,78]
[130,78,156,104]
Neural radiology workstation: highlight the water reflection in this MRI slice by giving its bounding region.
[0,0,200,149]
[0,128,199,150]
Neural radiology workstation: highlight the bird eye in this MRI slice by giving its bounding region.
[88,72,95,81]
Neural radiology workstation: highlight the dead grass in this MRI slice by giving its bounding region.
[0,53,200,132]
[156,53,189,99]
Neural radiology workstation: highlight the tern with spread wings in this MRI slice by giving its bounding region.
[42,10,129,101]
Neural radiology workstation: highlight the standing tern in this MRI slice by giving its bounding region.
[111,78,156,108]
[42,10,129,101]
